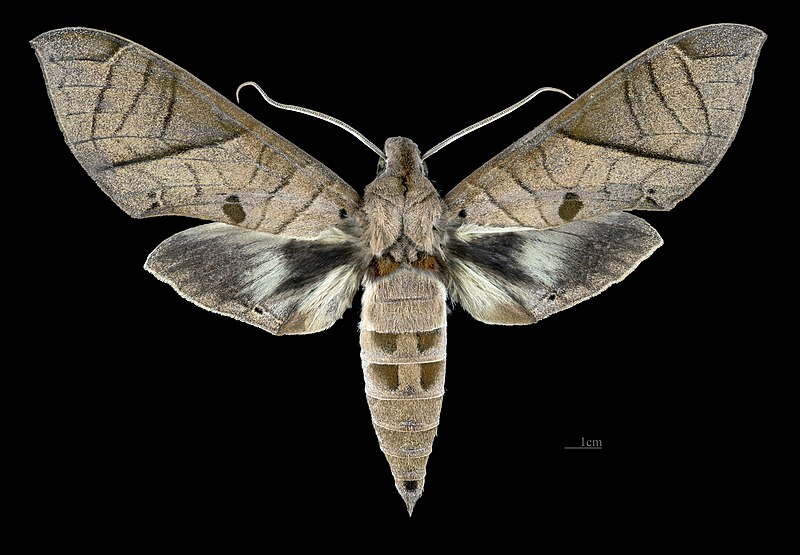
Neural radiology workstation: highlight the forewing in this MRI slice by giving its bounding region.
[445,24,765,229]
[32,27,361,238]
[144,223,370,335]
[445,213,663,325]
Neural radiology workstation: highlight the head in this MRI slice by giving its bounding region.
[380,137,427,177]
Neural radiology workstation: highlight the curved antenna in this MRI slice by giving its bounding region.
[237,81,386,160]
[421,87,574,160]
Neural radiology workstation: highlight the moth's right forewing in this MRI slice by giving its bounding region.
[32,27,362,239]
[445,213,663,324]
[145,223,371,335]
[445,24,766,229]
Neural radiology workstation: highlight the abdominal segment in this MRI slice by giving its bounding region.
[360,266,448,514]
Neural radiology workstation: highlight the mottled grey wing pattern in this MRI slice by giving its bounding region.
[32,27,361,238]
[445,213,663,324]
[445,24,766,229]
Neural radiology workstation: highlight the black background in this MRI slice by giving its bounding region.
[13,3,779,545]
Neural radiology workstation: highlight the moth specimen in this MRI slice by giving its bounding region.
[32,24,765,514]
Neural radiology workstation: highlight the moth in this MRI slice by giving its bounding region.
[32,24,765,514]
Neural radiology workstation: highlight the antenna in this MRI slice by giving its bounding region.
[236,81,386,160]
[421,87,574,160]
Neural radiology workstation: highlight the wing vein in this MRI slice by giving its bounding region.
[160,74,178,138]
[275,183,324,234]
[113,59,153,134]
[623,77,646,137]
[645,60,691,133]
[673,47,712,135]
[484,188,524,226]
[557,130,706,166]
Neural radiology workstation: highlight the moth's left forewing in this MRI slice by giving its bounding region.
[445,24,766,229]
[145,223,371,335]
[31,27,363,239]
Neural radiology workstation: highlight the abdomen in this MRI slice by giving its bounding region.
[359,265,447,514]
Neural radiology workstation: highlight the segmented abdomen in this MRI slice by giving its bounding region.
[359,266,447,514]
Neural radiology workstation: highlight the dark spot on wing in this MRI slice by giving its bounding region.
[458,209,467,218]
[147,191,161,211]
[339,208,348,219]
[558,192,583,221]
[222,195,246,224]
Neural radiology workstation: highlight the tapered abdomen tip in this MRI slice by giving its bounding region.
[396,479,424,515]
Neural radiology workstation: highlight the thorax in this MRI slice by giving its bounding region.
[362,137,444,263]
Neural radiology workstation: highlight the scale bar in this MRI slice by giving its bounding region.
[564,446,602,449]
